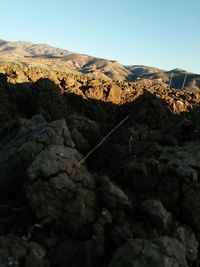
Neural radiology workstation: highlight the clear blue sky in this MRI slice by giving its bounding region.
[0,0,199,73]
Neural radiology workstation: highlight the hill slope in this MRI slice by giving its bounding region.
[0,39,130,80]
[0,38,199,89]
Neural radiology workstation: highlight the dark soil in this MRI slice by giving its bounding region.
[0,62,200,267]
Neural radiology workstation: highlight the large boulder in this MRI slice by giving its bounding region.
[109,236,188,267]
[0,114,97,235]
[0,115,74,201]
[26,145,97,234]
[107,85,121,104]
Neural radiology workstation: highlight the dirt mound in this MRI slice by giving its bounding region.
[0,63,200,266]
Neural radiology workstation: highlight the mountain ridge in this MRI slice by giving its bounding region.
[0,39,199,89]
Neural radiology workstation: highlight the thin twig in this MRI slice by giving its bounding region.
[181,73,187,90]
[75,115,129,168]
[0,205,28,212]
[22,218,49,241]
[169,72,173,88]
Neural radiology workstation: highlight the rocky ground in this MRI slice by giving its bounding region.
[0,62,200,267]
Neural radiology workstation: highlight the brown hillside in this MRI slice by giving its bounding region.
[0,39,199,90]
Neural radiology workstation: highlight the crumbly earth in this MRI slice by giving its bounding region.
[0,62,200,267]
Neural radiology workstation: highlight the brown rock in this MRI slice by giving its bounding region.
[85,87,103,100]
[107,85,121,104]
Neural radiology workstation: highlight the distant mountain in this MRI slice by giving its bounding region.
[0,39,130,81]
[0,39,199,90]
[126,65,163,78]
[129,67,200,91]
